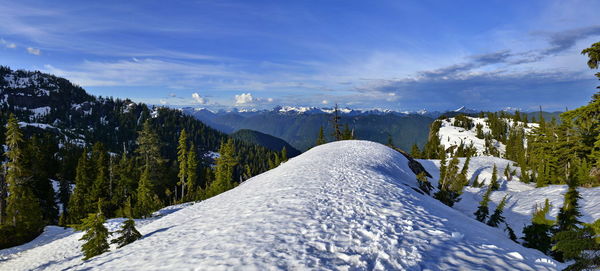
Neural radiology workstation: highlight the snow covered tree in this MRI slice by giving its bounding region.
[522,199,554,254]
[490,164,500,190]
[474,185,492,222]
[111,218,142,248]
[177,129,188,202]
[76,200,110,260]
[487,195,508,227]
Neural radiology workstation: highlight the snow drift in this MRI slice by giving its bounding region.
[0,141,561,270]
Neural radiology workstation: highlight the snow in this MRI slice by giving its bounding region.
[438,116,538,156]
[419,156,600,240]
[0,141,562,270]
[29,106,51,119]
[18,122,56,130]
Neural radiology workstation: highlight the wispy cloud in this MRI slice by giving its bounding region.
[192,92,208,104]
[26,47,41,55]
[0,39,16,48]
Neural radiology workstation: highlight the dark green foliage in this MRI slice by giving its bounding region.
[231,129,301,157]
[553,219,600,270]
[111,218,142,248]
[505,223,517,242]
[206,138,238,198]
[474,185,492,222]
[453,114,474,130]
[522,199,554,254]
[416,172,433,195]
[434,157,463,207]
[75,201,110,260]
[490,164,500,191]
[487,195,508,227]
[556,181,583,233]
[315,126,326,146]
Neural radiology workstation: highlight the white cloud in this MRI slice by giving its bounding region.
[26,47,41,55]
[0,39,16,48]
[235,93,254,104]
[159,99,167,105]
[322,100,329,104]
[267,97,274,102]
[192,92,208,104]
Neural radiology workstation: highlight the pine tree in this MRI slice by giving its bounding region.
[487,195,508,227]
[4,114,43,239]
[472,174,480,187]
[316,126,326,146]
[177,130,188,201]
[474,185,492,222]
[331,104,342,141]
[90,143,110,213]
[185,143,198,201]
[206,139,237,198]
[68,148,93,224]
[416,172,433,195]
[459,156,471,186]
[490,164,500,190]
[411,143,421,158]
[111,218,141,248]
[553,219,600,270]
[556,180,582,233]
[434,156,463,207]
[76,200,110,260]
[522,199,554,254]
[280,147,288,162]
[134,167,160,218]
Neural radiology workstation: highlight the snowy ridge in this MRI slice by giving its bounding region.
[0,141,561,270]
[438,116,538,156]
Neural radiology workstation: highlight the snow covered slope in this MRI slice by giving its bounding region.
[437,116,537,156]
[0,141,561,270]
[419,157,600,240]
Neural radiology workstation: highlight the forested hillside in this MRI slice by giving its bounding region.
[0,66,284,249]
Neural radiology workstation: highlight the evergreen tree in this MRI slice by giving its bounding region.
[90,143,110,213]
[505,223,518,242]
[280,147,288,162]
[487,195,508,227]
[416,172,433,195]
[177,130,188,201]
[316,126,326,146]
[459,156,471,186]
[553,219,600,270]
[490,164,500,190]
[411,143,421,158]
[68,148,93,224]
[341,124,354,140]
[331,104,342,141]
[185,143,198,201]
[75,200,110,260]
[111,218,142,248]
[556,180,583,233]
[474,185,492,222]
[206,138,238,198]
[134,167,160,218]
[3,114,44,241]
[434,156,463,207]
[522,199,554,254]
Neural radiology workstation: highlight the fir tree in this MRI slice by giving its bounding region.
[505,223,518,242]
[410,143,421,158]
[315,126,326,146]
[90,143,110,213]
[459,156,471,186]
[134,167,160,218]
[474,185,492,222]
[68,148,93,224]
[416,172,433,195]
[434,156,463,207]
[4,114,43,240]
[76,200,110,260]
[280,147,288,162]
[487,195,508,227]
[331,104,342,141]
[556,180,583,233]
[185,143,198,201]
[553,219,600,270]
[522,199,554,254]
[177,130,188,201]
[206,139,237,198]
[490,164,500,190]
[111,218,142,249]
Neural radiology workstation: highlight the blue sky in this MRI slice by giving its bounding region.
[1,0,599,111]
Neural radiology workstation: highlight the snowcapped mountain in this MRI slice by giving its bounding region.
[0,141,563,270]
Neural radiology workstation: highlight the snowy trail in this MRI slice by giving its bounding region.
[0,141,561,270]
